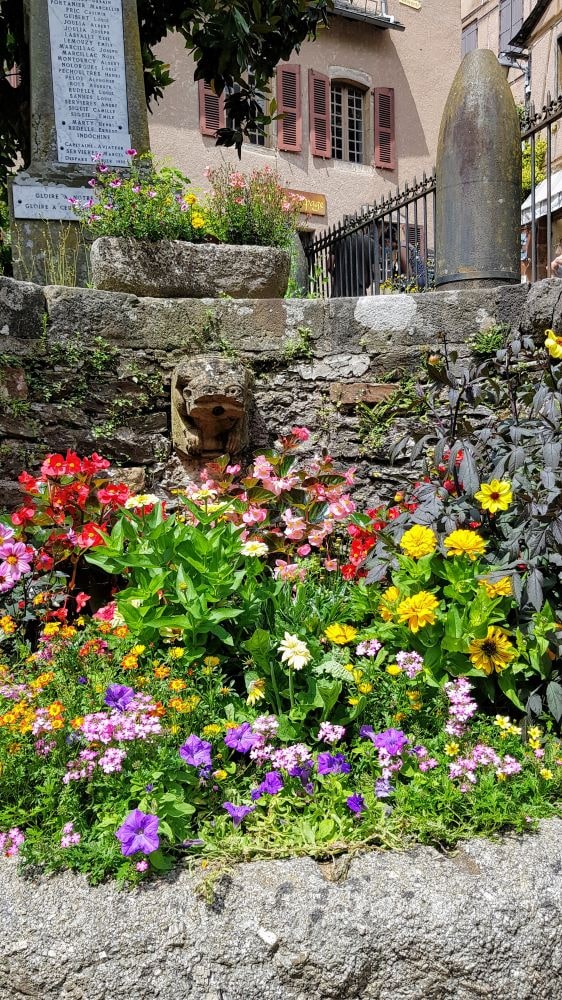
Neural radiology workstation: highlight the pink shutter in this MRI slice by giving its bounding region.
[309,70,331,158]
[374,87,395,170]
[276,64,302,152]
[198,80,225,136]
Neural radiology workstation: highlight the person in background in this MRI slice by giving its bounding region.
[550,241,562,278]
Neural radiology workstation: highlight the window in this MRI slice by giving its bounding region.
[198,80,225,136]
[461,20,478,57]
[557,36,562,94]
[499,0,523,53]
[330,82,365,163]
[225,74,269,147]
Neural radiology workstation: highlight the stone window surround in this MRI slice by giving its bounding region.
[329,66,373,166]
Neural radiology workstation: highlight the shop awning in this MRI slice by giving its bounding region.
[521,170,562,224]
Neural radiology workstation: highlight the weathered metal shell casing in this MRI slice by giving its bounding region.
[435,49,521,289]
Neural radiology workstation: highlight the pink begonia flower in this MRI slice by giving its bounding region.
[324,558,338,572]
[290,426,310,442]
[297,544,311,557]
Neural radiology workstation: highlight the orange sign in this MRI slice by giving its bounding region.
[286,188,327,217]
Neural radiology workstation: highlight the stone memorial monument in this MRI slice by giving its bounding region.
[9,0,150,284]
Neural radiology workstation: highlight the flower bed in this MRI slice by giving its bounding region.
[0,337,561,884]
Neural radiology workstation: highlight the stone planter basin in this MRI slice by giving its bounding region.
[90,237,291,299]
[2,821,561,1000]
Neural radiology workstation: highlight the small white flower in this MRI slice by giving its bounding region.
[277,631,311,671]
[124,493,161,508]
[240,540,269,558]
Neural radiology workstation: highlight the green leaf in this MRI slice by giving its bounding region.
[546,681,562,722]
[149,848,173,871]
[497,670,524,710]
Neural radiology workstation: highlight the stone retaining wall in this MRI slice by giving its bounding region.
[0,275,557,507]
[1,820,561,999]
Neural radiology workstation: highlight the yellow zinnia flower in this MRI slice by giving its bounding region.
[191,214,205,229]
[474,479,513,514]
[397,591,439,632]
[379,585,401,622]
[545,329,562,359]
[399,525,437,559]
[324,624,357,645]
[468,626,516,674]
[444,529,487,561]
[481,576,512,598]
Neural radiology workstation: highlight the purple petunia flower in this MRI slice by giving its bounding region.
[317,752,351,776]
[251,770,284,800]
[224,722,259,754]
[346,793,366,815]
[115,809,159,856]
[361,727,408,757]
[222,802,255,827]
[179,735,213,769]
[104,684,135,712]
[375,778,394,798]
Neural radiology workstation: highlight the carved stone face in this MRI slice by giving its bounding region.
[171,353,253,459]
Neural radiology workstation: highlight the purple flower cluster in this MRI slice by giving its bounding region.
[356,639,382,658]
[104,684,135,711]
[346,793,366,815]
[222,802,255,827]
[409,745,438,772]
[116,809,159,856]
[62,746,129,782]
[317,752,351,775]
[251,771,284,800]
[361,727,409,798]
[179,734,213,770]
[224,722,260,754]
[97,747,127,774]
[444,678,478,737]
[396,650,424,679]
[317,722,346,745]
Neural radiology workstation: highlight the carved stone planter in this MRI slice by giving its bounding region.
[90,237,291,299]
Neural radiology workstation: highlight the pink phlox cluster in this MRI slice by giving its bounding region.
[448,743,521,791]
[396,650,424,678]
[0,827,25,857]
[317,722,346,745]
[60,821,81,848]
[0,683,30,701]
[81,694,161,744]
[34,738,56,757]
[444,678,478,736]
[270,743,313,772]
[32,708,56,736]
[98,747,128,774]
[409,745,438,771]
[356,639,382,658]
[63,749,98,783]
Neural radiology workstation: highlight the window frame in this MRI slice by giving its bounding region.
[330,79,368,165]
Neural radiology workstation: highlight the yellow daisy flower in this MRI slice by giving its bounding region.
[397,591,439,632]
[468,626,516,675]
[481,576,512,598]
[444,742,460,756]
[324,624,357,645]
[474,479,513,514]
[444,529,487,560]
[545,329,562,359]
[399,525,437,559]
[379,585,401,621]
[540,768,553,780]
[386,664,402,677]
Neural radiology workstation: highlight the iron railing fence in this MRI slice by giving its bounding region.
[305,172,436,298]
[520,95,562,284]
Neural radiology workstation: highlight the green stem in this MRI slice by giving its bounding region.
[288,667,295,712]
[270,661,283,717]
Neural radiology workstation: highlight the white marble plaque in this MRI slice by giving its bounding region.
[12,184,92,220]
[47,0,131,166]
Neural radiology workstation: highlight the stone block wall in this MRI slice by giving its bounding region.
[0,275,556,509]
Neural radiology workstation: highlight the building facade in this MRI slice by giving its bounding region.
[149,0,461,231]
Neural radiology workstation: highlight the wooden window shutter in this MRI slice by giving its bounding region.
[276,64,302,152]
[308,69,331,158]
[198,80,225,136]
[374,87,395,170]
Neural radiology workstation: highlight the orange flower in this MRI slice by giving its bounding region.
[48,701,65,717]
[154,665,170,679]
[121,654,139,671]
[70,716,84,729]
[113,626,129,639]
[169,678,186,691]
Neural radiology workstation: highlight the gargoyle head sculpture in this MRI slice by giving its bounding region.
[171,353,253,458]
